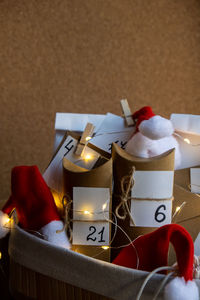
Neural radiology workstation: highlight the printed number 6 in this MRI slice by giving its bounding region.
[154,205,166,223]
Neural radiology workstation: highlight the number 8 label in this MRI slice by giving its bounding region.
[130,200,172,227]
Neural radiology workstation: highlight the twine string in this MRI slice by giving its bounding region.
[115,167,136,226]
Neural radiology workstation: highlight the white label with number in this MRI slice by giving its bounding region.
[73,222,109,246]
[90,113,133,153]
[132,171,174,199]
[130,199,172,227]
[190,168,200,194]
[43,135,100,193]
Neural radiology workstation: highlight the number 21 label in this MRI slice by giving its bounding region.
[130,200,172,227]
[73,222,109,246]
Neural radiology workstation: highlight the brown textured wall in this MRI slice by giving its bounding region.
[1,0,200,205]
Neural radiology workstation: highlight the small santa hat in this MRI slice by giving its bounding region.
[0,166,70,249]
[132,106,174,140]
[113,224,199,300]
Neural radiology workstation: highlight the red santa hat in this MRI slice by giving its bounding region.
[113,224,199,300]
[132,106,174,140]
[0,166,70,249]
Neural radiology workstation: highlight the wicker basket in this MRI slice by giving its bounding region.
[8,225,193,300]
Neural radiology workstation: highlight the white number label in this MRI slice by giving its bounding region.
[130,200,172,227]
[73,222,109,246]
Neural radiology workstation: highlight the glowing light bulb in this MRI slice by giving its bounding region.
[175,206,181,213]
[84,210,90,215]
[0,252,2,259]
[102,203,107,211]
[84,154,92,161]
[85,136,92,141]
[102,246,109,250]
[184,138,190,144]
[3,217,11,227]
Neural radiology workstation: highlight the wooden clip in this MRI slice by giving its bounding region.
[75,123,95,156]
[120,99,134,126]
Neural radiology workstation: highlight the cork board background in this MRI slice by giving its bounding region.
[1,0,200,206]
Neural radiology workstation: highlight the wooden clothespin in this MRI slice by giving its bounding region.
[120,99,134,126]
[75,123,95,156]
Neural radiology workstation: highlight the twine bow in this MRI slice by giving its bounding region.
[115,166,136,226]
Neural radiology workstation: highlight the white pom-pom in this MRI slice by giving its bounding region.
[164,277,199,300]
[39,220,71,249]
[0,211,11,238]
[139,116,174,140]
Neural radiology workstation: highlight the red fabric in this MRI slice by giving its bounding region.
[2,166,60,231]
[113,224,194,282]
[132,106,155,132]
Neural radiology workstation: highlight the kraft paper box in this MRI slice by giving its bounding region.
[173,182,200,242]
[43,131,109,207]
[173,167,200,245]
[112,143,175,260]
[62,156,112,262]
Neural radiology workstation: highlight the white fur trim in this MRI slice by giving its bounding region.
[0,211,11,238]
[126,132,181,169]
[139,116,174,140]
[39,220,71,249]
[164,277,199,300]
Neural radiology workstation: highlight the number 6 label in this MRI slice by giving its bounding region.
[130,200,172,227]
[73,222,109,246]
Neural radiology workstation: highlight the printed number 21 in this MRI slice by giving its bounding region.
[87,226,105,243]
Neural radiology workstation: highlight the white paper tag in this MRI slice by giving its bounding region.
[54,113,106,152]
[130,199,172,227]
[90,113,134,153]
[72,187,110,246]
[131,171,174,199]
[55,113,105,132]
[173,130,200,169]
[73,222,109,246]
[190,168,200,193]
[43,136,100,193]
[73,187,110,221]
[171,114,200,134]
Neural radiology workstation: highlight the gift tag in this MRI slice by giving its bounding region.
[54,113,106,152]
[72,187,110,246]
[190,168,200,193]
[90,113,134,153]
[132,171,174,199]
[171,114,200,134]
[43,135,100,193]
[73,222,109,246]
[130,199,172,227]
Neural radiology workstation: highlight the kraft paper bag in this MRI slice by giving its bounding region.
[44,130,109,208]
[112,143,175,260]
[173,184,200,241]
[62,156,112,262]
[175,166,200,193]
[174,168,191,192]
[167,183,200,264]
